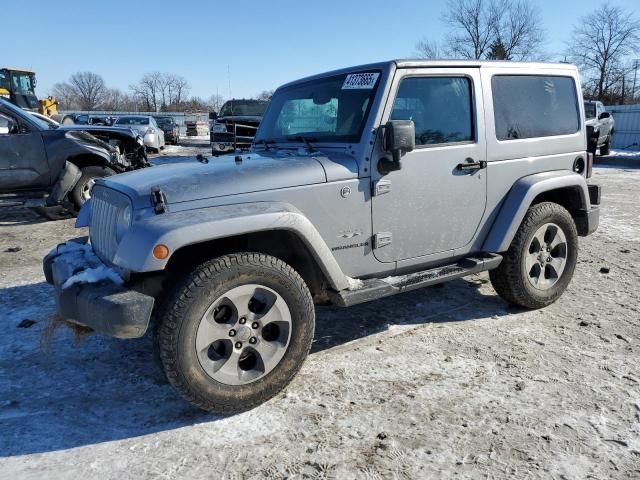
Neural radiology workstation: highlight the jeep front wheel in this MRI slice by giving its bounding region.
[489,202,578,309]
[157,253,315,412]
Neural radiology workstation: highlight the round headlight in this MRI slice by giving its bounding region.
[115,204,132,242]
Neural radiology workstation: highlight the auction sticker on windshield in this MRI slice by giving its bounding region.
[342,72,380,89]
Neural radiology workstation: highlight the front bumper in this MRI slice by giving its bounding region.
[43,237,154,339]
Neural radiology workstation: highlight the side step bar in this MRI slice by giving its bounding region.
[328,253,503,307]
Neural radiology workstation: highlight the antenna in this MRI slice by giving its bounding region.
[227,64,237,151]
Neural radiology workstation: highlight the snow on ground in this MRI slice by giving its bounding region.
[0,158,639,478]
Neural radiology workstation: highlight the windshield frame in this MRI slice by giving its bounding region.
[255,70,382,145]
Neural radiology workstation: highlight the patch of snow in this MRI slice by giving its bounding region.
[62,265,123,289]
[346,277,364,290]
[609,149,640,157]
[381,275,403,285]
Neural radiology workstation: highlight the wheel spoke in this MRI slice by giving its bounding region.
[534,228,547,250]
[252,340,286,372]
[525,251,539,273]
[548,228,564,250]
[214,351,241,378]
[258,295,292,327]
[195,318,231,352]
[548,256,566,278]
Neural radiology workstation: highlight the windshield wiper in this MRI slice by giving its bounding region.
[253,139,276,151]
[286,135,317,153]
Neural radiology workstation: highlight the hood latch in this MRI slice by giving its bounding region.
[151,187,167,214]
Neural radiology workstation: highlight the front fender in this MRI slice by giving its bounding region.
[482,171,590,253]
[114,202,350,291]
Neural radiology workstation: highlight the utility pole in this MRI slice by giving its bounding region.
[632,59,640,105]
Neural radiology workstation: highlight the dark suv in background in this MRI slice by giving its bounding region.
[155,116,180,145]
[210,99,268,154]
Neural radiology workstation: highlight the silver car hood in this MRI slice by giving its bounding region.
[101,149,358,208]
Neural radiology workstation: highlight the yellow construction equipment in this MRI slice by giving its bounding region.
[0,67,60,117]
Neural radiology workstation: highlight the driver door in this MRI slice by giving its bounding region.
[372,68,487,263]
[0,110,50,191]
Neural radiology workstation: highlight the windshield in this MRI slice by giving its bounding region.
[255,71,381,144]
[155,117,174,126]
[584,102,596,119]
[115,116,149,125]
[9,72,36,94]
[219,100,268,117]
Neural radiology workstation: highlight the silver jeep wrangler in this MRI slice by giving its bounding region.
[44,60,601,412]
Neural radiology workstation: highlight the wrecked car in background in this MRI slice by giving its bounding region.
[0,98,148,218]
[113,115,165,152]
[210,99,268,154]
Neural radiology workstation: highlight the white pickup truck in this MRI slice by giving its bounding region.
[584,100,614,156]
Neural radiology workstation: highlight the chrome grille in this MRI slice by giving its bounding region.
[89,185,130,264]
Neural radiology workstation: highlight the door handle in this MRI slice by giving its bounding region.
[457,158,487,171]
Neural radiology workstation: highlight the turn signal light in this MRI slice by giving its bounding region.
[152,244,170,260]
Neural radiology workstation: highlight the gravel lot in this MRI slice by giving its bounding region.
[1,147,639,479]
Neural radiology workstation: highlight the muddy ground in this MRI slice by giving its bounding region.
[0,145,639,479]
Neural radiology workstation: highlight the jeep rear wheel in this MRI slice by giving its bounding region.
[157,253,315,412]
[489,202,578,309]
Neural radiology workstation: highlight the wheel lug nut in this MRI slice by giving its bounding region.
[251,322,259,329]
[249,337,257,344]
[235,341,242,349]
[229,329,236,337]
[239,317,246,324]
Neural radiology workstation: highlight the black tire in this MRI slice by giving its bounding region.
[157,253,315,412]
[489,202,578,309]
[600,138,611,156]
[70,165,115,209]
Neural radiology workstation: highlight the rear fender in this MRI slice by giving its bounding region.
[114,202,350,291]
[482,171,590,252]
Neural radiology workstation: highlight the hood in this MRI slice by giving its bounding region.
[102,149,358,208]
[60,129,117,154]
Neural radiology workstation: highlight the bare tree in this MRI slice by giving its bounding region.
[69,72,107,110]
[442,0,497,59]
[490,0,545,60]
[130,72,191,112]
[52,72,107,110]
[430,0,544,60]
[254,90,274,101]
[51,82,78,110]
[567,5,640,101]
[208,94,225,112]
[415,39,444,59]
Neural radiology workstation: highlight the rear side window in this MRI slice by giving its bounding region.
[391,76,474,146]
[492,75,580,141]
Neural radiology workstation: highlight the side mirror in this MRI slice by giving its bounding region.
[0,117,18,135]
[598,112,610,120]
[379,120,415,174]
[209,111,218,120]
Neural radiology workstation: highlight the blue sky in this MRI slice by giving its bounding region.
[3,0,638,100]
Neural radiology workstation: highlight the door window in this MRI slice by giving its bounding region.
[492,75,580,140]
[390,77,474,146]
[0,113,14,135]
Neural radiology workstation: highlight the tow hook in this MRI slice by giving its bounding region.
[151,187,167,214]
